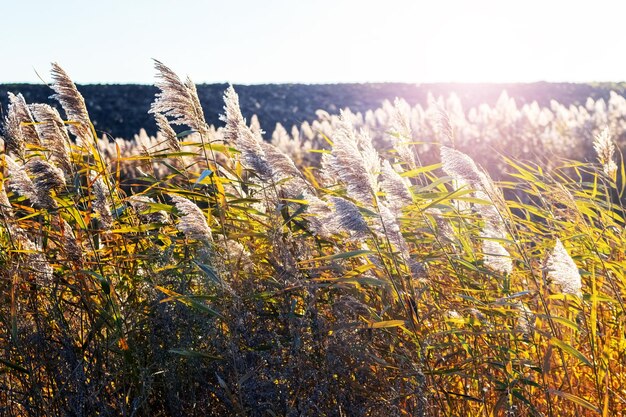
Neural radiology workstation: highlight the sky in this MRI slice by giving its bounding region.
[1,0,624,84]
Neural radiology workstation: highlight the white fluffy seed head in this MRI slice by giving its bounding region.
[545,238,582,296]
[593,127,617,179]
[482,238,513,276]
[170,195,213,243]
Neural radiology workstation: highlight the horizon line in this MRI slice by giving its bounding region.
[1,80,625,87]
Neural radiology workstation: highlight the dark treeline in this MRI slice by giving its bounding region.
[1,82,625,139]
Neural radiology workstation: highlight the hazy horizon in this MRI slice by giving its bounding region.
[2,80,623,88]
[2,0,624,85]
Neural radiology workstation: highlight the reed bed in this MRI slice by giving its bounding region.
[0,62,624,416]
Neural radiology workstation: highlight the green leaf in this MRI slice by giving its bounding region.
[176,129,197,138]
[301,250,375,263]
[548,389,600,413]
[193,261,221,285]
[169,349,221,360]
[156,286,224,319]
[550,337,591,366]
[537,315,579,332]
[75,270,111,295]
[401,163,442,177]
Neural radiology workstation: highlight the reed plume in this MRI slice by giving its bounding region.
[50,63,93,143]
[327,112,380,206]
[4,154,38,204]
[170,195,213,243]
[302,192,334,238]
[30,104,73,177]
[25,159,65,210]
[6,93,41,148]
[249,114,263,138]
[441,146,485,186]
[515,302,534,335]
[441,146,512,274]
[260,140,313,196]
[10,226,53,281]
[593,127,617,179]
[150,60,209,137]
[90,172,114,229]
[424,207,456,243]
[2,99,27,159]
[389,98,417,168]
[154,112,181,153]
[54,216,83,265]
[0,178,14,219]
[545,238,582,296]
[221,86,273,179]
[376,201,410,256]
[380,159,412,211]
[329,196,369,238]
[481,234,513,276]
[221,85,246,145]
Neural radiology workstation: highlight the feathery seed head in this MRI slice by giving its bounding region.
[0,179,13,219]
[50,63,93,142]
[424,208,456,242]
[441,146,483,184]
[593,127,617,179]
[26,159,65,193]
[302,192,334,238]
[220,86,273,178]
[170,194,213,243]
[249,114,264,138]
[376,201,409,256]
[5,93,41,148]
[25,159,65,209]
[2,99,28,159]
[442,146,508,243]
[154,113,180,153]
[11,226,53,281]
[515,303,534,335]
[4,155,38,203]
[220,85,246,144]
[545,238,582,296]
[482,237,513,276]
[237,127,273,179]
[90,172,114,229]
[260,141,312,196]
[150,60,209,136]
[328,113,381,206]
[330,197,369,238]
[29,104,73,177]
[55,217,83,265]
[381,160,412,210]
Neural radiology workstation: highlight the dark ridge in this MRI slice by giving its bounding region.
[1,82,625,139]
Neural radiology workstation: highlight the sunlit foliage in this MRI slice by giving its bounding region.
[0,62,624,416]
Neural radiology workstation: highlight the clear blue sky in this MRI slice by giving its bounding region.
[2,0,624,84]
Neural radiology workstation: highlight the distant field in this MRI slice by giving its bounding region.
[2,82,626,139]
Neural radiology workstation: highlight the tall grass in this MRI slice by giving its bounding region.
[0,61,624,416]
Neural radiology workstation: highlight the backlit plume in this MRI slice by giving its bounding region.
[545,238,582,296]
[593,127,617,180]
[170,194,213,243]
[150,60,210,137]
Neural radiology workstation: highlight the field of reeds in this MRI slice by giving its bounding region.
[0,61,624,416]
